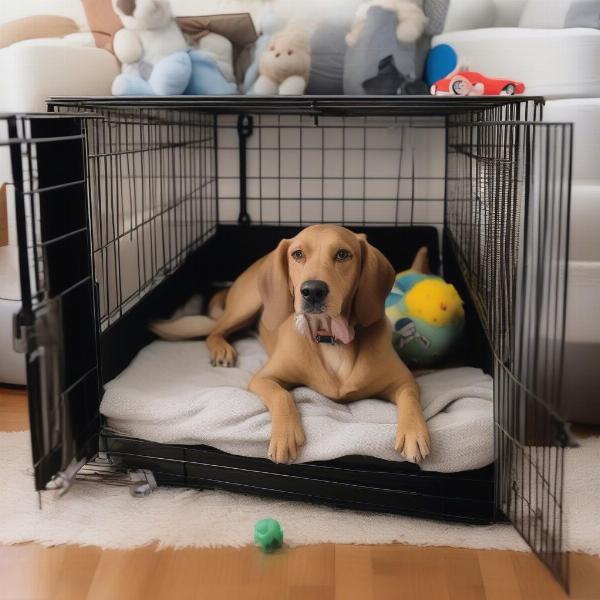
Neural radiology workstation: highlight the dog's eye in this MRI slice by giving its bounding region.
[291,249,305,261]
[335,249,351,262]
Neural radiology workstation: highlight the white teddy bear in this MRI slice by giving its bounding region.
[252,26,312,96]
[111,0,192,96]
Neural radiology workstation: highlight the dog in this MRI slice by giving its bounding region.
[151,225,430,465]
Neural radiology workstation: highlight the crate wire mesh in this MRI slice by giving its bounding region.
[6,96,571,589]
[57,106,449,330]
[216,114,445,227]
[81,108,218,330]
[446,113,572,586]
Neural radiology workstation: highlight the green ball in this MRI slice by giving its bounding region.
[254,518,283,553]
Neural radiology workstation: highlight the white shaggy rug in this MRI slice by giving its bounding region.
[1,431,599,554]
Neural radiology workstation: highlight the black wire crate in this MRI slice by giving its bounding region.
[445,113,573,585]
[2,95,573,590]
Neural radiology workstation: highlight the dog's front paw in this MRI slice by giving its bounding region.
[395,417,430,464]
[268,415,306,464]
[207,336,237,367]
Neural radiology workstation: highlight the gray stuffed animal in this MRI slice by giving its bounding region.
[343,0,449,95]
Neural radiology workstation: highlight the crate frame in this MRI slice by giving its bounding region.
[2,95,573,589]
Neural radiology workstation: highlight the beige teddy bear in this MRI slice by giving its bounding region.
[253,26,311,95]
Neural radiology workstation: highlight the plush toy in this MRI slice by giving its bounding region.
[423,43,458,88]
[185,33,238,95]
[242,11,286,94]
[343,0,449,95]
[385,247,464,368]
[111,0,192,96]
[111,0,237,96]
[252,26,311,95]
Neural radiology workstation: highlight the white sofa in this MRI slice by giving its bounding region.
[1,0,599,403]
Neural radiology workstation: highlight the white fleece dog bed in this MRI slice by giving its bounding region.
[101,336,494,472]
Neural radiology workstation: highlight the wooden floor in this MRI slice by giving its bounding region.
[1,387,599,600]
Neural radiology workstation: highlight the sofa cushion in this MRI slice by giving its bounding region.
[0,246,20,302]
[569,185,600,261]
[565,0,600,27]
[544,98,600,181]
[519,0,589,27]
[444,0,496,32]
[0,43,119,112]
[0,15,79,49]
[433,27,600,98]
[0,297,25,385]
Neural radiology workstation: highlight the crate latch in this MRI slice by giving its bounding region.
[13,310,34,354]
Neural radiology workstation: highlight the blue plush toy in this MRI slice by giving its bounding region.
[111,0,237,96]
[385,247,465,368]
[424,43,458,88]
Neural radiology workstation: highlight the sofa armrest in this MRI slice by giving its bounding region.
[432,27,600,99]
[0,43,119,112]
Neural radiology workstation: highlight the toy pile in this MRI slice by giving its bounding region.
[108,0,524,97]
[110,0,312,96]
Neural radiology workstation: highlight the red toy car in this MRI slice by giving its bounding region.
[431,71,525,96]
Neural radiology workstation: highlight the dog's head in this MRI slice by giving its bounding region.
[113,0,172,30]
[258,224,395,343]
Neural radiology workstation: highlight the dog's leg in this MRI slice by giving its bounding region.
[385,380,430,464]
[207,266,262,367]
[249,375,306,463]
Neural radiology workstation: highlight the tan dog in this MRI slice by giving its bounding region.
[152,225,430,465]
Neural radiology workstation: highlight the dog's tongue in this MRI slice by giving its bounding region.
[330,316,355,344]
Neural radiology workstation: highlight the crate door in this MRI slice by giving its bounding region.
[445,118,573,588]
[5,115,100,491]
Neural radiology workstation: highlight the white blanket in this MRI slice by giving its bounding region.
[101,337,494,472]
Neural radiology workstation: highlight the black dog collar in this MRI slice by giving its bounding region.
[315,334,336,345]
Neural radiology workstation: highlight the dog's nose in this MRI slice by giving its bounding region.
[301,280,329,305]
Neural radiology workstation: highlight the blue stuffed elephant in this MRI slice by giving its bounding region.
[112,49,238,96]
[111,0,237,96]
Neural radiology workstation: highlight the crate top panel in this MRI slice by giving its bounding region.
[46,95,544,117]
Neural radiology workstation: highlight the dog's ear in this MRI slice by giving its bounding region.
[353,237,395,328]
[258,239,293,331]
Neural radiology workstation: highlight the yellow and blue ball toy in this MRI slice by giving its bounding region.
[385,266,465,368]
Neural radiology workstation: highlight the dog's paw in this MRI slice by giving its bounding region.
[395,418,430,464]
[268,416,306,464]
[207,337,237,367]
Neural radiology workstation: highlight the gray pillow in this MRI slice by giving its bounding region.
[565,0,600,27]
[306,22,347,95]
[306,0,449,95]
